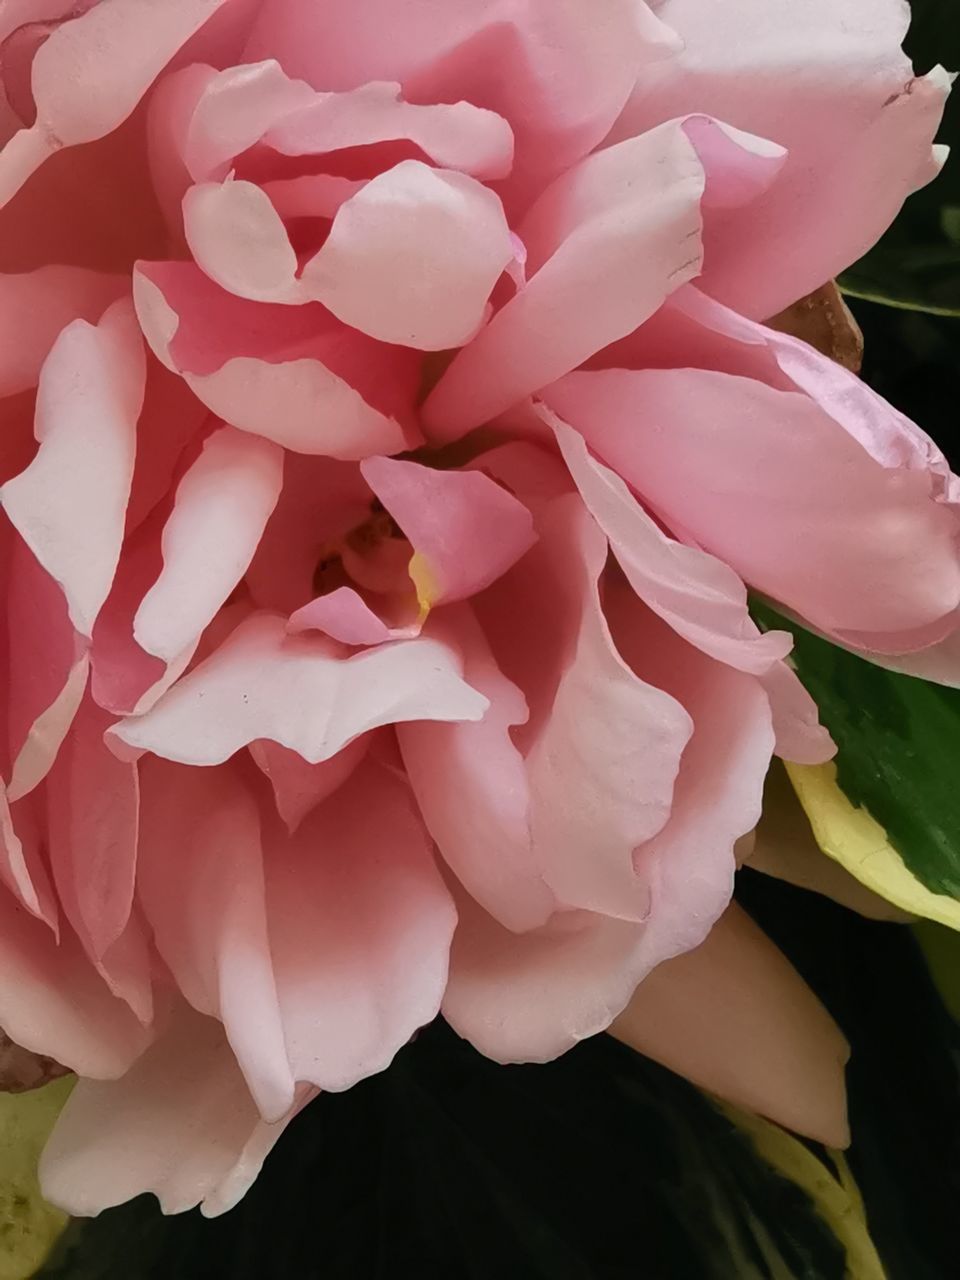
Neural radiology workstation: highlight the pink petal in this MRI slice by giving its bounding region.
[2,520,89,800]
[264,79,514,180]
[613,1,947,318]
[175,59,316,183]
[90,503,191,717]
[550,417,791,674]
[125,356,210,535]
[523,496,692,919]
[44,693,139,963]
[443,895,653,1063]
[250,735,369,833]
[605,579,776,961]
[243,0,676,205]
[287,588,400,646]
[0,882,151,1078]
[548,367,960,640]
[301,161,513,350]
[134,425,283,663]
[0,781,56,927]
[360,456,537,606]
[41,1002,313,1218]
[263,758,456,1091]
[0,266,124,397]
[1,298,145,637]
[109,611,489,766]
[0,0,232,204]
[611,904,849,1147]
[424,116,782,438]
[137,758,294,1121]
[133,260,418,459]
[397,606,554,934]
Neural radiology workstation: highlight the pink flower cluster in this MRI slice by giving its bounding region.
[0,0,956,1215]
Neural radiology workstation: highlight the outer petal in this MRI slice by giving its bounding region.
[134,425,283,663]
[1,298,145,638]
[397,606,554,933]
[137,758,294,1121]
[0,0,231,204]
[263,759,457,1092]
[133,260,418,459]
[243,0,676,201]
[0,884,151,1079]
[109,612,488,766]
[360,456,537,607]
[424,116,783,437]
[547,368,960,641]
[613,0,948,317]
[610,903,850,1147]
[41,1003,313,1218]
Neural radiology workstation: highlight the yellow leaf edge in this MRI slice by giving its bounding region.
[785,761,960,933]
[0,1076,73,1280]
[717,1100,887,1280]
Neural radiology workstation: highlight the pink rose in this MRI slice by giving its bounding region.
[0,0,953,1214]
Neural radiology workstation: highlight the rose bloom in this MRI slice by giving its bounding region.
[0,0,956,1216]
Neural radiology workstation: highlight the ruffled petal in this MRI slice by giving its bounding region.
[301,162,513,350]
[134,424,283,663]
[263,758,457,1091]
[1,298,145,638]
[611,904,850,1147]
[522,496,692,919]
[41,1002,313,1218]
[424,116,783,437]
[443,895,653,1064]
[44,694,139,962]
[613,0,948,317]
[360,456,537,607]
[243,0,676,202]
[264,79,514,180]
[133,260,418,458]
[0,0,232,204]
[547,367,960,641]
[397,606,553,933]
[109,611,488,766]
[549,414,834,764]
[137,758,294,1121]
[2,520,88,800]
[606,580,776,965]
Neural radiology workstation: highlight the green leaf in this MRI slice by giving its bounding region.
[752,602,960,903]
